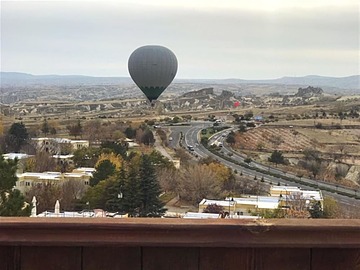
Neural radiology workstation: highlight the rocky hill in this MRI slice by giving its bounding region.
[295,86,324,98]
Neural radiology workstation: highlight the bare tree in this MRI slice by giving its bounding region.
[156,167,179,193]
[25,183,62,214]
[268,135,284,149]
[27,151,57,172]
[177,164,221,206]
[60,179,88,210]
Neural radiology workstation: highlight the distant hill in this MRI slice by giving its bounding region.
[192,75,360,90]
[0,72,131,86]
[1,72,359,91]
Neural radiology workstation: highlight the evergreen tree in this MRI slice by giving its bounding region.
[105,165,127,212]
[0,189,30,216]
[138,154,166,217]
[148,150,174,169]
[268,150,285,166]
[0,156,30,216]
[90,160,116,186]
[122,165,141,217]
[101,141,128,160]
[6,122,29,152]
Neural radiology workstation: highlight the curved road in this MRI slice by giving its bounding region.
[169,122,360,211]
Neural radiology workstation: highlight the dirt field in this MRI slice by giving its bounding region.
[234,125,360,166]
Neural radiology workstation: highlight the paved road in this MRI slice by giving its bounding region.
[170,122,360,211]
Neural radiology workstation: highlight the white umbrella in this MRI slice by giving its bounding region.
[30,196,37,217]
[55,200,60,215]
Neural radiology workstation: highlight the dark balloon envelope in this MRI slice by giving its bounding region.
[128,45,178,103]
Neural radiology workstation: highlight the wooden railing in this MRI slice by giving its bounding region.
[1,218,359,270]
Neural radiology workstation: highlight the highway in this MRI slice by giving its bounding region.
[168,122,360,211]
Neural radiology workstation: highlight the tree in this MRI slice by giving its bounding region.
[25,151,57,172]
[139,129,155,145]
[148,150,174,169]
[60,142,73,155]
[269,135,284,149]
[0,189,30,216]
[302,149,323,179]
[122,165,142,217]
[25,183,62,214]
[73,147,100,167]
[61,179,87,210]
[67,120,83,139]
[41,119,50,136]
[90,160,116,186]
[0,156,30,216]
[105,166,127,212]
[138,154,166,217]
[95,153,124,171]
[226,132,236,145]
[238,124,247,133]
[124,127,136,139]
[156,167,178,193]
[178,164,221,205]
[101,141,128,160]
[82,178,116,210]
[6,122,29,152]
[309,201,323,218]
[201,137,209,146]
[322,196,340,218]
[268,150,285,166]
[203,204,224,214]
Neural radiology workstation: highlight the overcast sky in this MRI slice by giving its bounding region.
[1,0,359,79]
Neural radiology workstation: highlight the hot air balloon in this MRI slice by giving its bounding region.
[128,45,178,103]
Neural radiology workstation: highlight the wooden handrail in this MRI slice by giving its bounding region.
[1,218,359,248]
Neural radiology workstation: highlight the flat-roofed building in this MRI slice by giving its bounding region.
[32,138,89,155]
[227,196,280,216]
[270,186,323,209]
[16,168,92,194]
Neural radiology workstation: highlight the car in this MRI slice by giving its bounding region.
[169,137,173,141]
[187,145,195,151]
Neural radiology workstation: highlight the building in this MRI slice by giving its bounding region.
[32,137,89,155]
[270,186,323,209]
[3,153,33,173]
[198,199,236,214]
[198,186,323,218]
[15,168,93,194]
[227,196,280,216]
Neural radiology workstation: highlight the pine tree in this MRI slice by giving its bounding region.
[6,122,29,152]
[105,165,127,213]
[90,159,116,186]
[138,154,166,217]
[0,156,30,216]
[122,165,141,217]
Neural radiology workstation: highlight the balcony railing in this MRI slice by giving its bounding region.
[1,218,359,269]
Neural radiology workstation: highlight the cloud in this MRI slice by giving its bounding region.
[1,1,358,78]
